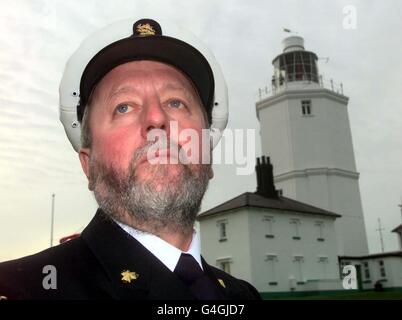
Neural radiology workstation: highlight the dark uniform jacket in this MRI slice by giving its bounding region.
[0,210,261,300]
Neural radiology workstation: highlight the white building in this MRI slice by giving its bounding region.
[338,215,402,291]
[339,251,402,291]
[255,36,368,256]
[198,156,344,297]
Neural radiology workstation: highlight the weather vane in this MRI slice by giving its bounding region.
[283,28,299,35]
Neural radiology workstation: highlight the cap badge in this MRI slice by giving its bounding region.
[136,23,156,36]
[121,270,139,283]
[133,19,162,37]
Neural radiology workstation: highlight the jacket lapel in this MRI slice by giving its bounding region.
[201,257,257,299]
[81,209,196,300]
[201,257,229,299]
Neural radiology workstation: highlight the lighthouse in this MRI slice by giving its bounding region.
[256,36,369,256]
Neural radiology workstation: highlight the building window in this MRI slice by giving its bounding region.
[378,260,386,278]
[318,256,329,279]
[290,218,301,240]
[264,216,275,238]
[315,221,325,242]
[293,255,304,284]
[277,189,283,196]
[301,100,312,116]
[217,220,227,242]
[363,262,370,279]
[221,261,230,274]
[266,254,278,286]
[217,258,232,274]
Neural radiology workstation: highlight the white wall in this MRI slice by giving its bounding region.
[385,257,402,288]
[258,88,356,174]
[248,208,340,292]
[199,207,341,293]
[258,97,293,175]
[198,209,253,283]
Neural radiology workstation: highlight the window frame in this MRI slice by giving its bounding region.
[216,257,232,275]
[290,218,301,240]
[293,255,305,284]
[301,99,312,116]
[315,221,325,242]
[264,216,275,238]
[217,219,228,242]
[378,260,386,278]
[266,254,279,286]
[363,261,371,280]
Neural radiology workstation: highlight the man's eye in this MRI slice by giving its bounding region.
[168,100,185,109]
[116,104,132,114]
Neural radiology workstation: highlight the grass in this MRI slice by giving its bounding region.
[280,290,402,300]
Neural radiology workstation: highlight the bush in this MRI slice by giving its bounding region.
[374,281,384,292]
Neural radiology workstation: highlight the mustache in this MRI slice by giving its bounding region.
[132,139,184,166]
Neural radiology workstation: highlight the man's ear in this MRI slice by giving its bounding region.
[79,148,91,180]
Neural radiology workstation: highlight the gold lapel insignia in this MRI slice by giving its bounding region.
[121,270,139,283]
[218,279,226,288]
[136,23,156,36]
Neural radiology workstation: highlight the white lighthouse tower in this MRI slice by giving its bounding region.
[256,36,369,256]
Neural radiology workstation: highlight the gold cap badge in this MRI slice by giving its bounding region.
[121,270,139,283]
[136,23,156,36]
[133,19,162,37]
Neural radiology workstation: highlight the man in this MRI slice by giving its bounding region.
[0,18,260,300]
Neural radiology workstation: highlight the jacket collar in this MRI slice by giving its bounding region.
[81,209,196,299]
[81,209,237,300]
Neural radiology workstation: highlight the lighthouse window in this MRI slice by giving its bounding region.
[301,100,312,116]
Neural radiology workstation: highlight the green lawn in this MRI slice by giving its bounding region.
[280,290,402,300]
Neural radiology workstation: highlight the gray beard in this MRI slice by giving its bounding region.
[88,144,211,235]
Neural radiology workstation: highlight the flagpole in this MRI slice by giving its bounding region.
[50,193,55,247]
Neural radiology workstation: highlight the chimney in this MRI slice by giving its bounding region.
[255,156,279,198]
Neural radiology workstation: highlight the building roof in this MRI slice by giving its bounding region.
[339,251,402,260]
[391,224,402,233]
[197,192,341,220]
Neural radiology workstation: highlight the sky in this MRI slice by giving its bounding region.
[0,0,401,262]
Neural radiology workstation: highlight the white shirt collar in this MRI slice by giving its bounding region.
[114,220,203,272]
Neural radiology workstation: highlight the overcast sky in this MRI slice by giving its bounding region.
[0,0,401,262]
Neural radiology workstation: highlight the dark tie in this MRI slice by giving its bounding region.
[174,253,224,300]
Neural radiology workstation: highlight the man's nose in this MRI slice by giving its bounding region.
[141,97,170,138]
